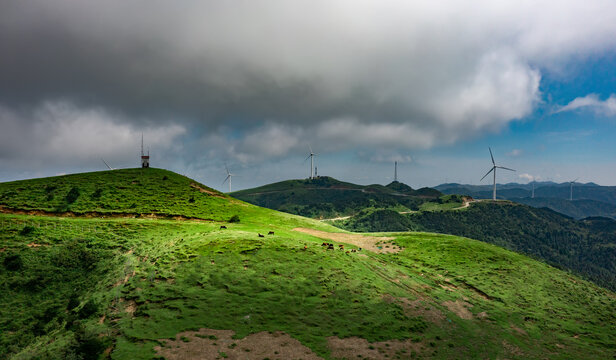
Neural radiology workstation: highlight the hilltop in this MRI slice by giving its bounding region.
[231,176,443,219]
[1,169,615,359]
[0,168,246,221]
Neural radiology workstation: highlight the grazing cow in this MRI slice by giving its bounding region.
[220,225,227,229]
[351,249,357,253]
[327,244,334,250]
[258,233,265,238]
[358,248,362,251]
[338,244,344,250]
[303,245,308,250]
[321,242,327,247]
[268,231,275,235]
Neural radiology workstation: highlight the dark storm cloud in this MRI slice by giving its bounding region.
[2,0,616,179]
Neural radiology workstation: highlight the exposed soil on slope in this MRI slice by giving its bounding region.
[154,329,322,360]
[327,336,424,359]
[441,299,474,320]
[292,227,400,253]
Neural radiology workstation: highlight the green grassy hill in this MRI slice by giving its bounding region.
[1,169,615,359]
[231,177,443,219]
[334,201,616,291]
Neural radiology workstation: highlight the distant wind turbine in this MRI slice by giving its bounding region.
[394,161,398,182]
[531,181,535,199]
[569,178,579,201]
[480,148,515,200]
[222,164,236,193]
[304,145,317,179]
[101,158,115,170]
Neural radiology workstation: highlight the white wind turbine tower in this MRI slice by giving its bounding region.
[304,145,317,179]
[480,148,515,200]
[222,164,236,193]
[394,161,398,182]
[569,178,579,201]
[531,181,535,198]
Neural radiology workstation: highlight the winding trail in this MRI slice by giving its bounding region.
[320,198,476,222]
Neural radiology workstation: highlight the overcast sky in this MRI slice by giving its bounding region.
[2,1,616,190]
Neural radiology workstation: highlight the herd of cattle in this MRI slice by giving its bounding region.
[218,225,362,253]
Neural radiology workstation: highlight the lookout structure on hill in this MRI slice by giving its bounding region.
[141,134,150,168]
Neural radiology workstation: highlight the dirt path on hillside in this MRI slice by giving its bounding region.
[451,197,475,210]
[0,205,214,222]
[319,215,352,221]
[320,198,475,222]
[293,227,399,253]
[190,183,225,198]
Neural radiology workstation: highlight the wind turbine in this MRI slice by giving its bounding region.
[222,164,235,193]
[569,178,579,201]
[480,148,515,200]
[304,145,317,179]
[394,161,398,182]
[531,181,535,199]
[101,158,115,170]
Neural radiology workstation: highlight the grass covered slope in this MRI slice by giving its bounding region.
[0,168,254,221]
[1,170,615,359]
[335,201,616,291]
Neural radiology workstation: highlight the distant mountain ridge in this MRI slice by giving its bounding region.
[231,176,444,219]
[435,181,616,219]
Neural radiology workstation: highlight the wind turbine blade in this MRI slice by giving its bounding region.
[489,147,495,165]
[222,175,230,185]
[308,144,313,154]
[480,167,495,181]
[497,166,515,172]
[572,177,579,183]
[303,154,311,162]
[225,163,230,175]
[101,158,113,170]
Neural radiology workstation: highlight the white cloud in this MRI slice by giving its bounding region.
[507,149,524,157]
[518,173,535,182]
[368,152,413,164]
[0,101,186,168]
[557,94,616,116]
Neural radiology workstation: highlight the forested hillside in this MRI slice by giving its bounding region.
[437,182,616,219]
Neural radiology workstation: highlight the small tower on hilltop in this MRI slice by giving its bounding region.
[141,134,150,168]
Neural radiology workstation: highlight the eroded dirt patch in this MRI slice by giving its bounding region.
[384,295,446,325]
[328,336,423,360]
[154,329,322,360]
[442,299,474,320]
[292,228,399,253]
